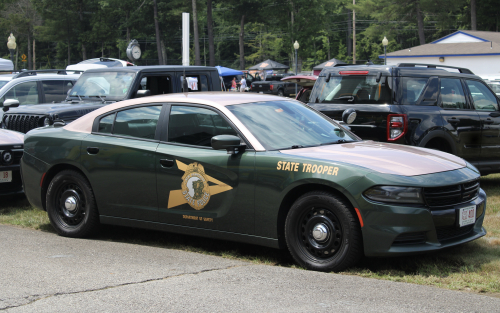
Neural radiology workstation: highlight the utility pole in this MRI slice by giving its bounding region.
[353,0,356,64]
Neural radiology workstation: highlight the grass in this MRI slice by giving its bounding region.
[2,175,500,296]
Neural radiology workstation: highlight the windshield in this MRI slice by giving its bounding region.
[313,75,392,104]
[68,71,135,100]
[226,100,359,150]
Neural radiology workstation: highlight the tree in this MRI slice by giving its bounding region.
[153,0,164,65]
[207,0,215,66]
[192,0,201,65]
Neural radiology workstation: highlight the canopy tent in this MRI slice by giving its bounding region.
[312,58,347,75]
[249,59,289,71]
[215,66,243,77]
[0,58,14,71]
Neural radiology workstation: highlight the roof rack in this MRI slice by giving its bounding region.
[12,69,84,79]
[397,63,474,74]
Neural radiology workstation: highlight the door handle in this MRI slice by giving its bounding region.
[483,119,495,124]
[86,147,99,154]
[160,159,174,168]
[447,117,460,124]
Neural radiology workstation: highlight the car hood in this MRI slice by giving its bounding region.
[279,141,466,176]
[4,103,106,118]
[0,129,24,145]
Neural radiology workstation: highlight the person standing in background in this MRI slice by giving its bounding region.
[231,77,237,91]
[239,76,247,92]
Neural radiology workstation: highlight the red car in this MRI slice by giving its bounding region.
[281,75,317,103]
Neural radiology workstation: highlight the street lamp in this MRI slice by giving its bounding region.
[382,36,388,65]
[294,40,299,96]
[7,33,16,69]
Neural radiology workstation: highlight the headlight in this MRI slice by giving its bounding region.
[43,117,51,126]
[363,186,423,204]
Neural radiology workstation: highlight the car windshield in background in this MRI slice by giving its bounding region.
[314,75,391,104]
[227,100,359,150]
[69,71,136,100]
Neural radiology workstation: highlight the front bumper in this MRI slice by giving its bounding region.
[359,189,487,257]
[0,164,23,196]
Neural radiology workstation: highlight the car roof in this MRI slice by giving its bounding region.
[83,65,218,74]
[65,92,284,137]
[320,64,482,79]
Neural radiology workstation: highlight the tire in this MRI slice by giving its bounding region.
[285,191,362,272]
[46,170,100,238]
[277,89,284,97]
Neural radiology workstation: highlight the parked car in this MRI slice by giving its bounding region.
[66,57,135,72]
[484,79,500,97]
[308,63,500,175]
[2,66,221,133]
[0,129,23,196]
[0,70,80,122]
[22,93,486,272]
[250,73,295,96]
[281,75,317,103]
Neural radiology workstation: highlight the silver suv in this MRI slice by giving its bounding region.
[0,70,81,122]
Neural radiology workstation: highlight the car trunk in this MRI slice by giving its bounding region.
[309,103,397,142]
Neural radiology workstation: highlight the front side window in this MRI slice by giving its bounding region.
[312,75,391,104]
[69,71,135,100]
[139,76,172,95]
[168,106,237,147]
[226,100,359,150]
[439,78,467,109]
[102,106,162,139]
[0,81,39,106]
[465,80,499,112]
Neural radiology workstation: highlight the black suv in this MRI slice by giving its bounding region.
[308,63,500,175]
[2,66,221,134]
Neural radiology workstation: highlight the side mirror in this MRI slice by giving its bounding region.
[2,99,20,112]
[342,108,357,124]
[136,90,151,98]
[211,135,244,154]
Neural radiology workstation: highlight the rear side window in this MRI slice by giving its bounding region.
[401,77,428,105]
[96,106,162,139]
[180,75,210,91]
[440,78,467,109]
[313,75,391,104]
[42,80,66,103]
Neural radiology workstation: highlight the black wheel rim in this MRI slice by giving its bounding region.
[54,180,87,227]
[297,206,343,260]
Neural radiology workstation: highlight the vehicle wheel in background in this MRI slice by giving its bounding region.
[277,89,284,97]
[285,191,362,272]
[46,170,100,238]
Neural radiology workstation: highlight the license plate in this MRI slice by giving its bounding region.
[259,92,263,94]
[0,171,12,183]
[459,205,476,227]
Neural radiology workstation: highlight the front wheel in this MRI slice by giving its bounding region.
[46,170,100,237]
[285,191,362,272]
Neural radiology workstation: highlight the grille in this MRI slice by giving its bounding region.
[436,225,474,242]
[4,114,42,133]
[392,232,426,245]
[423,179,480,208]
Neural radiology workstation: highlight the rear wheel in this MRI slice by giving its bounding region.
[277,89,284,97]
[285,191,362,272]
[46,170,100,237]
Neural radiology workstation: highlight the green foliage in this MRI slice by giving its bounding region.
[0,0,498,70]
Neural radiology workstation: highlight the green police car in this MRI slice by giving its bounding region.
[21,93,486,272]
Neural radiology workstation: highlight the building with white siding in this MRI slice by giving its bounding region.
[379,31,500,79]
